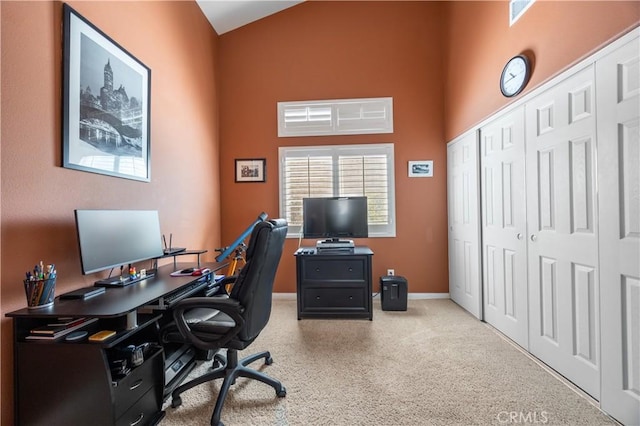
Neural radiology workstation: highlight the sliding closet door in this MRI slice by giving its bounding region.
[596,34,640,426]
[479,106,529,349]
[525,65,600,398]
[447,131,482,319]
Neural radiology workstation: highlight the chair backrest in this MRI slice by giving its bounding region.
[229,218,288,342]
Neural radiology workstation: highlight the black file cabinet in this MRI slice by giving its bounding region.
[295,247,373,320]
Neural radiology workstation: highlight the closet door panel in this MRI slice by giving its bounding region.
[526,65,600,398]
[447,131,482,319]
[480,106,528,349]
[596,34,640,426]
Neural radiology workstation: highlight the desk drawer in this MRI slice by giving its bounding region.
[302,286,367,310]
[115,387,159,426]
[302,258,366,281]
[113,347,162,419]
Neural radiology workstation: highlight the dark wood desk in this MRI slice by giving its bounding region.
[6,261,225,426]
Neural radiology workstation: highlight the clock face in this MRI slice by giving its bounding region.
[500,55,531,97]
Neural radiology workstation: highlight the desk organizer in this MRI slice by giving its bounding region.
[24,277,56,309]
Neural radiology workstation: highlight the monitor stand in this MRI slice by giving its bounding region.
[94,270,156,287]
[316,239,355,251]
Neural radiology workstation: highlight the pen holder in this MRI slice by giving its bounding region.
[24,277,56,309]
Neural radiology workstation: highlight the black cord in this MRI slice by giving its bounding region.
[372,292,380,298]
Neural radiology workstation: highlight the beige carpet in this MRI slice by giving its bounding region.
[160,299,615,426]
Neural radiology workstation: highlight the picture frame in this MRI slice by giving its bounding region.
[235,158,266,183]
[408,160,434,177]
[62,4,151,182]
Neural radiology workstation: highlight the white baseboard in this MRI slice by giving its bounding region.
[406,293,450,299]
[273,293,450,300]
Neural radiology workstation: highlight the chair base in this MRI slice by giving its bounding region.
[171,348,286,426]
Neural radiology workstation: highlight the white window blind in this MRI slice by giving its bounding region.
[278,97,393,137]
[279,143,396,238]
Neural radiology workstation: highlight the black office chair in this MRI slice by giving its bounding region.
[163,218,288,426]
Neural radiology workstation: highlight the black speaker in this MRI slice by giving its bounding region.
[380,275,408,311]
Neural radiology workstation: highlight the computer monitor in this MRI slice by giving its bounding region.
[74,209,164,275]
[302,196,368,241]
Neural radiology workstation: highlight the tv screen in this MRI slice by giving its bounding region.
[303,197,368,240]
[75,209,164,274]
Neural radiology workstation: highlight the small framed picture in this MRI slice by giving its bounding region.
[408,160,433,177]
[235,158,266,183]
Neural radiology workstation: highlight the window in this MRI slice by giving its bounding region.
[509,0,536,26]
[278,97,393,137]
[279,143,396,238]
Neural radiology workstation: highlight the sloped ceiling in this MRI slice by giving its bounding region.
[196,0,304,35]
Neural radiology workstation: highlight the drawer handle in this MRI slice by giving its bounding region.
[348,267,353,272]
[315,267,320,272]
[349,296,353,300]
[130,413,144,426]
[129,379,143,391]
[316,296,320,300]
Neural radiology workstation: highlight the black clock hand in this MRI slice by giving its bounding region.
[504,73,518,84]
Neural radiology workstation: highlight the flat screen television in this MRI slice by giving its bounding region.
[302,196,368,241]
[75,209,164,275]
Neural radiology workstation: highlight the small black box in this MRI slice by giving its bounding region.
[380,276,408,311]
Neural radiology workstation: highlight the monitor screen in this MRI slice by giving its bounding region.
[75,209,164,274]
[302,196,368,240]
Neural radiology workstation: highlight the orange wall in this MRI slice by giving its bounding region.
[218,1,449,294]
[217,0,639,295]
[444,0,640,140]
[0,1,220,423]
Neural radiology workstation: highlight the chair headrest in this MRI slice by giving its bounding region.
[245,218,288,260]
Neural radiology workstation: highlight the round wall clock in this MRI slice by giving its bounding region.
[500,54,531,97]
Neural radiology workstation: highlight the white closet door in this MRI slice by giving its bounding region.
[526,65,600,398]
[447,131,482,319]
[596,34,640,426]
[480,106,529,349]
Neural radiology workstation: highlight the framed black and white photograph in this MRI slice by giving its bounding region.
[235,158,266,183]
[62,4,151,182]
[408,160,434,177]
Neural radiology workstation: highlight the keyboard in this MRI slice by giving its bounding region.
[163,279,210,306]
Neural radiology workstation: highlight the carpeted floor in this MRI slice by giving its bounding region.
[160,298,615,425]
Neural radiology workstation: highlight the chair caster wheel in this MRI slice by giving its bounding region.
[212,353,225,369]
[277,386,287,397]
[171,396,182,408]
[265,356,273,365]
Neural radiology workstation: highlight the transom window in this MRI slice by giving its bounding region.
[278,143,396,238]
[277,98,393,137]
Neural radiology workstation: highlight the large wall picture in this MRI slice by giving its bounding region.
[62,4,151,182]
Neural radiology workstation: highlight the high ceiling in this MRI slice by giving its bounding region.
[196,1,304,35]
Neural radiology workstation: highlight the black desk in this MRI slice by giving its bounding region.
[295,246,374,320]
[6,261,225,426]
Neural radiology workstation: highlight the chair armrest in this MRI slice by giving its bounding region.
[217,276,237,287]
[172,297,245,349]
[213,275,238,296]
